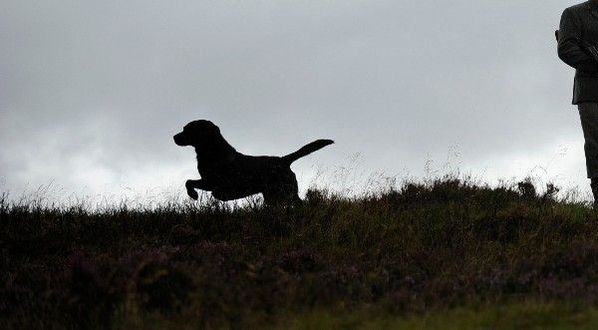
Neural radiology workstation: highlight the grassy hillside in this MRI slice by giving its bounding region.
[3,177,598,328]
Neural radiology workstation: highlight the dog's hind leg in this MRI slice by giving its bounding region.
[262,170,301,206]
[185,179,210,200]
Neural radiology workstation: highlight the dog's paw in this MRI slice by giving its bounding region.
[187,188,199,200]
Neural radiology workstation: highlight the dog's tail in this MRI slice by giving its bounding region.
[282,139,334,165]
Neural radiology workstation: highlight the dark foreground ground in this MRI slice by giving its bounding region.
[3,178,598,329]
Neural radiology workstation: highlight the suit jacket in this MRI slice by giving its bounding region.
[558,1,598,104]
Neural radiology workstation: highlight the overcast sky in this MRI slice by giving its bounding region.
[0,1,591,202]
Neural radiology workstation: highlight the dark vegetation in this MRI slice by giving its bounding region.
[2,177,598,328]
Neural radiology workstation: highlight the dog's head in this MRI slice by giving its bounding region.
[173,120,221,147]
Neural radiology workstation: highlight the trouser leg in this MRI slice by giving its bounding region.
[592,178,598,202]
[578,103,598,202]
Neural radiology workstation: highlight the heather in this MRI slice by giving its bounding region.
[3,177,598,328]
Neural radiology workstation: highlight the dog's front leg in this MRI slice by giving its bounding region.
[185,179,209,200]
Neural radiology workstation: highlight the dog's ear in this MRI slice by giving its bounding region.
[185,120,223,142]
[203,121,221,135]
[206,121,219,130]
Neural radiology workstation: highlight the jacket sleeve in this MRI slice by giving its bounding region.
[558,8,598,72]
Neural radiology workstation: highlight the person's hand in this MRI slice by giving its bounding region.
[587,44,598,62]
[576,38,598,62]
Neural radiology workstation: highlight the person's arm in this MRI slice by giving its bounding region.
[558,8,598,71]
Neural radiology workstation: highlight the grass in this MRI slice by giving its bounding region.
[277,302,598,329]
[2,177,598,328]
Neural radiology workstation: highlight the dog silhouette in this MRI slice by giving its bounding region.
[174,120,333,205]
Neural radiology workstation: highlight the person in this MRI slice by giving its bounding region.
[558,0,598,202]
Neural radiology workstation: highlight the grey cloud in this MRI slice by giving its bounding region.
[0,0,588,199]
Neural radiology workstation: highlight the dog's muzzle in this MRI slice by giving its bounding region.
[173,132,187,146]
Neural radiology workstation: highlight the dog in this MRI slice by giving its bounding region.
[174,120,333,205]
